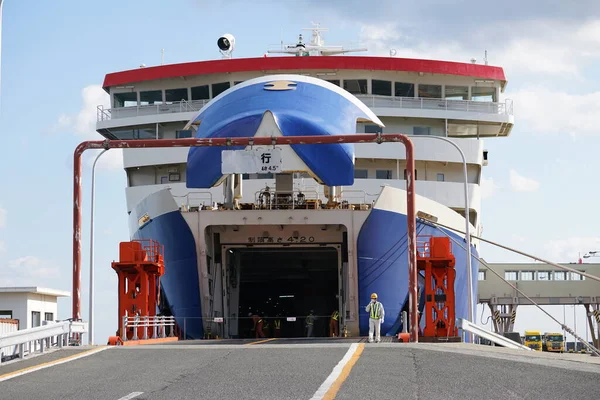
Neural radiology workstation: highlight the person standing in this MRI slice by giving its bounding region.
[305,310,315,337]
[329,310,339,337]
[365,293,384,343]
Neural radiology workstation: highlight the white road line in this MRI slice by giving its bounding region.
[117,392,144,400]
[0,346,110,383]
[309,343,360,400]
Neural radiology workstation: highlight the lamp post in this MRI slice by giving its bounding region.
[88,149,108,345]
[405,134,474,342]
[1,0,5,96]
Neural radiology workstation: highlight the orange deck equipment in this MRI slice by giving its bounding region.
[111,240,165,341]
[416,235,460,342]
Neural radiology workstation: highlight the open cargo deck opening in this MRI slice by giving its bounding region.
[230,246,340,338]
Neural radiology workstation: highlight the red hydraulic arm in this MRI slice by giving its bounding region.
[111,240,165,340]
[416,236,459,341]
[72,133,420,342]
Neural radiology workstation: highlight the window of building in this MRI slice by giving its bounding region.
[32,311,41,327]
[354,169,368,179]
[0,310,12,319]
[413,126,431,136]
[395,82,415,97]
[537,271,551,281]
[436,173,445,182]
[504,271,517,280]
[579,270,586,280]
[365,124,382,134]
[212,82,231,97]
[418,84,442,98]
[191,85,210,100]
[568,271,582,281]
[372,80,392,96]
[478,270,486,281]
[257,173,274,179]
[520,271,534,280]
[114,92,137,108]
[139,90,163,105]
[343,79,367,95]
[111,125,157,140]
[165,88,188,103]
[554,271,565,280]
[44,312,54,321]
[403,169,418,180]
[472,86,496,102]
[376,169,393,179]
[445,86,468,100]
[176,130,193,139]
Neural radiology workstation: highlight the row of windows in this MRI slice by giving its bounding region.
[478,270,587,281]
[240,169,445,182]
[113,78,498,108]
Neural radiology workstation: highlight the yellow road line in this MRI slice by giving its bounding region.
[322,343,364,399]
[0,346,109,382]
[246,338,278,346]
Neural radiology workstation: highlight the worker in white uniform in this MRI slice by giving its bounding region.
[365,293,385,343]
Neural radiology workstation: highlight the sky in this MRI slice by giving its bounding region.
[0,0,599,344]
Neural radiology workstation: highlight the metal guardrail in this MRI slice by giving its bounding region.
[122,316,176,341]
[0,320,88,364]
[97,96,513,122]
[457,318,532,351]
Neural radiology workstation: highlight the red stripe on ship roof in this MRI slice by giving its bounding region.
[102,56,507,90]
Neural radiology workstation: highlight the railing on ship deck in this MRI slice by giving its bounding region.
[97,96,513,122]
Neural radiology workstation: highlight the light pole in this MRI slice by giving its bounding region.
[89,148,108,345]
[1,0,5,97]
[406,134,474,342]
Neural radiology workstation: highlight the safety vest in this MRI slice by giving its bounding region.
[331,311,339,321]
[274,320,281,329]
[306,315,314,325]
[370,302,381,319]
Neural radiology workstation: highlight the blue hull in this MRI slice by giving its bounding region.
[132,209,204,339]
[357,208,479,340]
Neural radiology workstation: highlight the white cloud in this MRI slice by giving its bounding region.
[0,241,5,253]
[85,149,124,171]
[0,206,6,228]
[480,176,499,200]
[543,237,600,263]
[0,256,60,287]
[510,86,600,137]
[509,169,540,192]
[58,84,109,140]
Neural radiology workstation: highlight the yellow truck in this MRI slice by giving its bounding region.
[524,330,543,351]
[543,332,564,353]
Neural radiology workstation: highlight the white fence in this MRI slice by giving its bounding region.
[121,315,176,341]
[0,320,88,364]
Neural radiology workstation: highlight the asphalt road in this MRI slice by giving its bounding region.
[1,342,599,400]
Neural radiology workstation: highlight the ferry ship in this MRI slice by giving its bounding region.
[96,26,514,339]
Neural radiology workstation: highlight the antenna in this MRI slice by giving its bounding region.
[484,50,488,66]
[390,49,397,57]
[161,49,164,66]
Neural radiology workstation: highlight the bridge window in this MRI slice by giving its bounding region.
[472,86,496,102]
[418,84,442,99]
[413,127,431,136]
[395,82,415,97]
[504,271,517,280]
[176,130,193,139]
[343,79,367,95]
[554,271,565,280]
[436,173,445,182]
[234,81,244,85]
[165,88,188,103]
[365,124,382,134]
[110,125,157,140]
[354,169,368,179]
[140,90,163,105]
[326,80,340,86]
[478,270,486,281]
[445,86,468,100]
[191,85,210,100]
[376,170,393,179]
[520,271,534,281]
[114,92,137,108]
[372,80,392,96]
[212,82,231,97]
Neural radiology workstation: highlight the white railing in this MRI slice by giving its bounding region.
[457,318,532,351]
[173,191,214,210]
[355,95,513,115]
[97,96,512,122]
[0,320,89,364]
[121,315,176,342]
[97,99,209,122]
